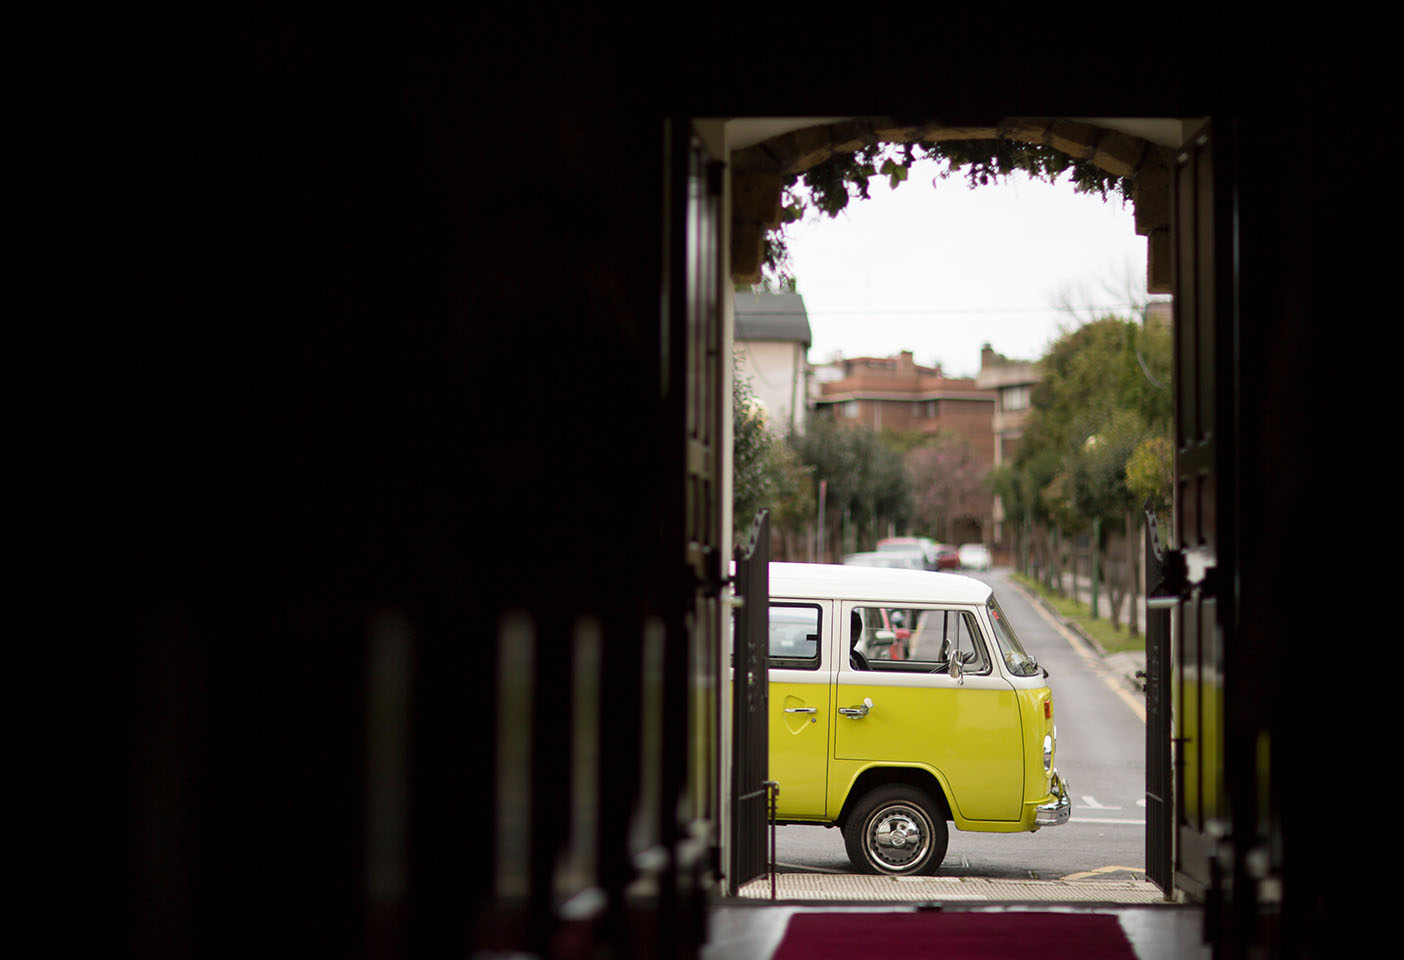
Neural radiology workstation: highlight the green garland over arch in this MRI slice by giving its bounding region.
[763,138,1131,280]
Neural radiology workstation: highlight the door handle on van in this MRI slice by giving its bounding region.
[838,697,873,719]
[784,707,817,714]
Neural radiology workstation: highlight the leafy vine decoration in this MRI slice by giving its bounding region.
[761,138,1131,282]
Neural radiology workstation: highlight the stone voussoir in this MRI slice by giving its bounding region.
[729,145,781,176]
[923,125,1003,142]
[1001,118,1054,145]
[1147,229,1171,294]
[1133,148,1172,235]
[1090,130,1148,178]
[768,127,838,175]
[731,220,763,285]
[1048,119,1101,158]
[870,118,922,143]
[732,171,783,227]
[824,120,879,155]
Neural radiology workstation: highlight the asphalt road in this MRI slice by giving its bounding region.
[773,567,1148,881]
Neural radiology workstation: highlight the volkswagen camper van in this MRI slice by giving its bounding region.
[765,561,1070,875]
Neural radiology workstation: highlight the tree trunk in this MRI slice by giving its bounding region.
[1126,507,1140,637]
[1103,538,1124,631]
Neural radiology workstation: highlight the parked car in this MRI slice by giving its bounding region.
[932,543,960,570]
[958,542,993,571]
[844,549,925,571]
[876,536,939,570]
[876,606,912,660]
[844,605,913,661]
[765,562,1069,875]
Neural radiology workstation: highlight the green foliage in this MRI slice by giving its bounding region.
[792,415,911,551]
[732,352,815,545]
[765,138,1131,280]
[1126,434,1173,520]
[1013,315,1172,538]
[1011,573,1145,654]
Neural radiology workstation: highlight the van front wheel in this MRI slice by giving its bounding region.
[843,785,948,876]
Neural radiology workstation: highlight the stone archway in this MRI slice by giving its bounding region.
[729,117,1173,296]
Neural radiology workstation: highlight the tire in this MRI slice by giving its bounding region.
[843,784,948,876]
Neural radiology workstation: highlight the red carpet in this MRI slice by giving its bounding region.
[772,911,1137,959]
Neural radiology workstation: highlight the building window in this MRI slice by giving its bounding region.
[1002,386,1029,412]
[841,401,859,419]
[926,400,937,418]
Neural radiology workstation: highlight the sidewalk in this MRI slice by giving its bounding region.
[1005,573,1148,701]
[708,879,1205,959]
[734,873,1167,904]
[1048,568,1144,634]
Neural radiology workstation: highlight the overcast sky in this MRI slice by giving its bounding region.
[783,160,1152,379]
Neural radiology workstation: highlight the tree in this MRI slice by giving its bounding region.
[1011,314,1172,630]
[732,353,815,549]
[905,432,988,544]
[793,415,911,559]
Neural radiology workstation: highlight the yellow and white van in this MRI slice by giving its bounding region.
[766,561,1070,875]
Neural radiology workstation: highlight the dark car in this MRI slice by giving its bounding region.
[932,543,960,570]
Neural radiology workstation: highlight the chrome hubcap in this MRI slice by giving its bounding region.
[869,807,928,869]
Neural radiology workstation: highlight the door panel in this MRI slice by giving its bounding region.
[665,119,727,914]
[1170,120,1231,897]
[832,604,1022,822]
[766,599,832,819]
[769,675,832,819]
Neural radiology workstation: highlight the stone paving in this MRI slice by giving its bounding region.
[735,872,1169,904]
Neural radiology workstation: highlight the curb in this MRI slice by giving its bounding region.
[1005,577,1147,700]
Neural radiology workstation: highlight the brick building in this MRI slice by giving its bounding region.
[812,350,997,463]
[811,350,998,545]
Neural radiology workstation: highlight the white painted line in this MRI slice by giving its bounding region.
[1069,817,1147,826]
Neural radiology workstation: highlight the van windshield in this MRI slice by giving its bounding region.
[987,596,1040,677]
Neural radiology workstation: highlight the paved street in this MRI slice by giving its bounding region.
[774,567,1148,882]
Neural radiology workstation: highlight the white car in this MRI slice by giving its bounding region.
[844,549,925,571]
[957,543,992,571]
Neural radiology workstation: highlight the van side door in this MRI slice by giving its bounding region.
[767,599,833,820]
[832,603,1024,822]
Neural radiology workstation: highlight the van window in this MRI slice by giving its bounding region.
[987,596,1040,676]
[769,603,822,670]
[854,605,990,674]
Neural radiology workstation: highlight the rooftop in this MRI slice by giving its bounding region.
[734,291,813,345]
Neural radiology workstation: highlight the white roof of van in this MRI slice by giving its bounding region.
[768,561,992,606]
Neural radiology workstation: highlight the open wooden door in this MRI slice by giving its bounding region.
[1169,119,1235,903]
[657,118,728,951]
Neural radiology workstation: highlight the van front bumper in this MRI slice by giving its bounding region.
[1035,769,1071,826]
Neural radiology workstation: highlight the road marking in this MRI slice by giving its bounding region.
[1005,576,1146,724]
[1069,817,1146,825]
[1080,795,1122,809]
[774,862,848,873]
[1061,865,1146,881]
